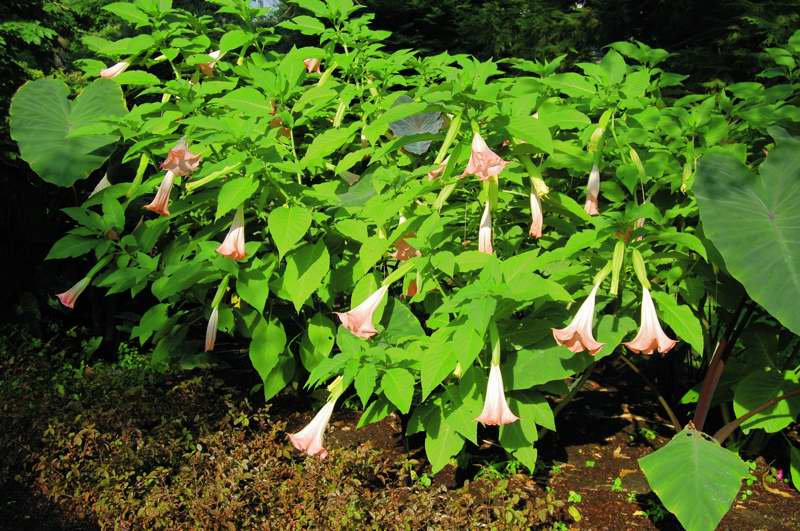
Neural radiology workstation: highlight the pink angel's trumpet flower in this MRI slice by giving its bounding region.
[552,284,605,355]
[199,50,222,77]
[160,137,201,177]
[335,285,388,339]
[624,288,678,355]
[584,164,601,215]
[217,207,247,260]
[304,58,322,73]
[144,170,175,217]
[205,306,219,352]
[463,132,509,181]
[476,363,519,426]
[89,174,112,198]
[288,399,336,459]
[427,156,449,181]
[56,277,91,310]
[529,190,543,239]
[478,201,493,255]
[99,61,129,79]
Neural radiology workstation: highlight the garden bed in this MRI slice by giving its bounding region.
[1,326,797,530]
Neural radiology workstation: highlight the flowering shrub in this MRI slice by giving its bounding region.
[9,0,800,528]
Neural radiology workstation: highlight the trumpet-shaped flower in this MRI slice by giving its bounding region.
[160,137,201,177]
[624,288,678,355]
[144,171,175,217]
[427,156,449,181]
[56,277,90,310]
[463,132,508,181]
[584,164,601,215]
[199,50,222,77]
[205,306,219,352]
[335,285,388,339]
[288,399,336,459]
[304,58,321,73]
[478,201,493,254]
[476,363,519,425]
[99,61,129,79]
[552,284,605,355]
[217,207,246,260]
[529,191,543,239]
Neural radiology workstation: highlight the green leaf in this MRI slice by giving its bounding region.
[103,2,149,26]
[381,298,424,343]
[425,408,465,474]
[649,291,704,354]
[537,101,590,130]
[364,101,428,143]
[279,15,326,35]
[219,29,251,52]
[381,368,414,414]
[281,240,330,311]
[791,443,800,493]
[505,114,553,154]
[216,177,258,219]
[542,73,595,98]
[268,206,312,259]
[131,303,169,344]
[301,125,358,168]
[639,427,748,531]
[216,87,273,117]
[422,343,458,399]
[695,144,800,335]
[249,317,287,384]
[237,258,275,313]
[114,71,160,86]
[46,234,98,260]
[733,369,800,433]
[355,364,377,407]
[10,79,126,187]
[299,313,336,371]
[262,356,295,401]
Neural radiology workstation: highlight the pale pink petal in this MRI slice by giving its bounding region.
[463,132,509,181]
[427,156,449,181]
[217,207,247,260]
[304,58,322,73]
[624,288,678,355]
[529,191,543,239]
[160,137,201,177]
[100,61,129,79]
[144,171,175,217]
[56,277,90,310]
[478,201,493,254]
[552,284,605,355]
[335,286,388,339]
[476,364,518,425]
[584,164,600,215]
[288,399,336,459]
[199,50,222,77]
[205,306,219,352]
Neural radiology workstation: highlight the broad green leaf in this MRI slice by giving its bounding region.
[268,206,312,259]
[422,343,458,399]
[695,144,800,335]
[216,177,258,219]
[542,73,595,98]
[103,2,150,25]
[10,79,126,186]
[381,368,414,414]
[280,15,326,35]
[249,317,287,384]
[381,298,424,343]
[356,396,392,429]
[639,427,748,531]
[537,101,590,130]
[131,303,169,344]
[219,29,251,51]
[791,444,800,493]
[262,356,295,401]
[301,124,358,168]
[733,369,800,433]
[237,258,275,313]
[46,234,98,260]
[114,71,160,86]
[281,240,330,311]
[425,408,465,474]
[364,101,428,144]
[649,291,704,355]
[299,313,336,371]
[505,114,553,154]
[355,364,377,407]
[216,87,273,117]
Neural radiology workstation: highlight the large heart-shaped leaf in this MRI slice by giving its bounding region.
[639,427,748,531]
[695,139,800,335]
[10,78,127,187]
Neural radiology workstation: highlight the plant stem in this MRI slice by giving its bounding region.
[713,388,800,443]
[553,363,595,418]
[618,353,682,432]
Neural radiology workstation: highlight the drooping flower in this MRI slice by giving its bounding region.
[144,171,175,217]
[89,174,112,198]
[335,285,388,339]
[476,363,519,425]
[529,190,543,239]
[199,50,222,77]
[100,61,129,79]
[205,306,219,352]
[552,284,605,355]
[304,58,321,73]
[623,288,678,355]
[478,201,493,254]
[427,156,449,181]
[56,277,91,310]
[584,164,601,215]
[288,399,336,459]
[217,207,246,260]
[463,132,509,181]
[160,137,201,177]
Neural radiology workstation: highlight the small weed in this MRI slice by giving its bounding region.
[567,490,582,504]
[611,477,624,492]
[584,459,596,468]
[642,496,670,523]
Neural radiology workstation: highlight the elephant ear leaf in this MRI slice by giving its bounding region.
[10,78,127,187]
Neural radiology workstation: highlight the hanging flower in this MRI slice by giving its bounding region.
[199,50,222,77]
[529,190,543,239]
[476,363,519,425]
[478,201,493,254]
[143,171,175,217]
[89,174,112,198]
[205,306,219,352]
[584,164,601,215]
[56,277,91,310]
[427,156,449,181]
[288,399,336,459]
[217,207,247,260]
[160,137,201,177]
[624,288,678,355]
[552,284,605,355]
[99,61,129,79]
[335,285,388,339]
[304,58,322,73]
[463,132,508,181]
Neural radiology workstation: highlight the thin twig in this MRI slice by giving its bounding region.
[619,353,682,432]
[714,388,800,443]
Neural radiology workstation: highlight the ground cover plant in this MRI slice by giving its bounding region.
[7,0,800,529]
